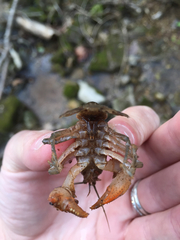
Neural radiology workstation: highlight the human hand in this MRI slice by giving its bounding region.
[0,106,179,240]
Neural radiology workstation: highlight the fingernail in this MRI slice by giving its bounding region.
[33,132,51,150]
[109,123,135,143]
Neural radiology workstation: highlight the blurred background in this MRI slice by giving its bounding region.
[0,0,180,163]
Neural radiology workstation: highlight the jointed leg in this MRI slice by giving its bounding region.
[48,141,82,175]
[95,148,131,168]
[103,127,142,174]
[62,163,88,197]
[43,123,81,174]
[104,126,132,164]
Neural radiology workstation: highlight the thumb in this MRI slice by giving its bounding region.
[2,130,74,172]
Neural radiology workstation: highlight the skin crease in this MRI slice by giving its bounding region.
[0,106,180,240]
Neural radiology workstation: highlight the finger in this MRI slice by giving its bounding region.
[136,160,180,214]
[2,130,74,172]
[108,105,160,146]
[142,110,180,170]
[135,110,180,180]
[108,106,160,180]
[126,205,180,240]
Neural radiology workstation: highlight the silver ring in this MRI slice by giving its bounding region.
[131,180,149,216]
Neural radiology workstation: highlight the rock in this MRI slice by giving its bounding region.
[42,122,54,130]
[120,75,130,85]
[151,11,162,20]
[128,41,141,66]
[154,92,166,102]
[129,55,140,66]
[78,80,105,103]
[17,55,70,128]
[68,99,81,109]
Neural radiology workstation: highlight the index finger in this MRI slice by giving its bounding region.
[145,110,180,166]
[108,105,160,146]
[137,110,180,178]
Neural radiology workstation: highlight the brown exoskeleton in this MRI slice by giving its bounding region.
[43,102,143,218]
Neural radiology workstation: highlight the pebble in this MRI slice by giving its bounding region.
[78,80,105,103]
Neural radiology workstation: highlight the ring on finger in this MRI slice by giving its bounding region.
[131,180,149,216]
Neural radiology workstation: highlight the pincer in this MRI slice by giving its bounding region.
[90,169,132,210]
[48,187,89,218]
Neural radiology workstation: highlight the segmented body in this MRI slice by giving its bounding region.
[43,102,143,217]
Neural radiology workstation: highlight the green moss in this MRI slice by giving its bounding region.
[90,46,123,72]
[177,22,180,27]
[51,63,66,76]
[63,81,79,99]
[90,32,124,72]
[90,50,109,72]
[51,48,66,65]
[148,26,160,35]
[90,4,103,17]
[51,40,76,76]
[51,37,74,66]
[174,91,180,105]
[138,96,153,107]
[65,18,83,45]
[171,34,180,45]
[0,95,21,133]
